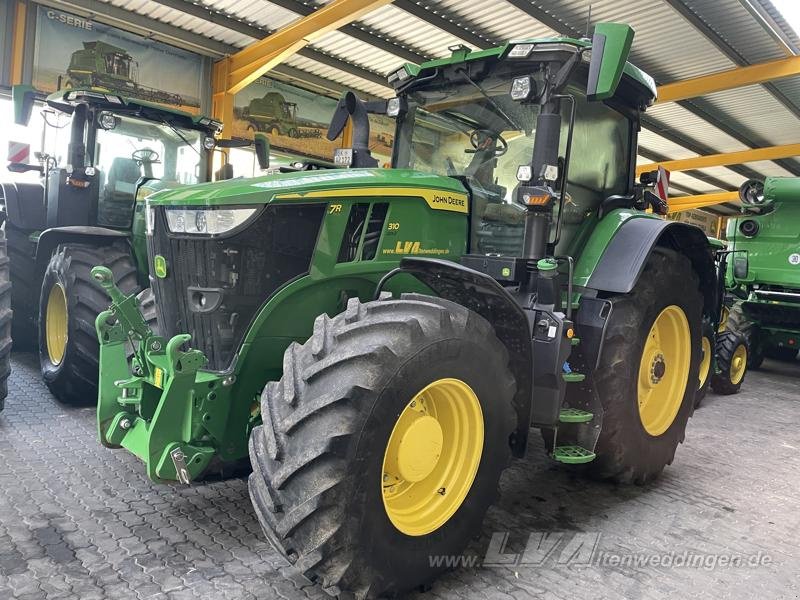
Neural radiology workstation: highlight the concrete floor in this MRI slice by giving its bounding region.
[0,352,798,600]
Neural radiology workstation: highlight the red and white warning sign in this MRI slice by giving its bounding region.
[7,141,30,164]
[654,165,670,203]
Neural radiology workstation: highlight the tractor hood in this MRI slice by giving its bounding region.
[145,168,469,207]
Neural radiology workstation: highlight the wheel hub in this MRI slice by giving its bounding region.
[389,414,443,483]
[381,378,484,537]
[650,353,666,384]
[45,283,68,366]
[637,305,691,437]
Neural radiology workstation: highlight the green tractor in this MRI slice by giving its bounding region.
[1,86,265,404]
[695,237,749,404]
[92,24,720,597]
[725,177,800,368]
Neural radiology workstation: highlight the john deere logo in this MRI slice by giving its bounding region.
[154,255,168,278]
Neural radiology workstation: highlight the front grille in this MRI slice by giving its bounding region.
[148,204,326,371]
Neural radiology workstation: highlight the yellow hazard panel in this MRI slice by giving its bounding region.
[153,367,164,389]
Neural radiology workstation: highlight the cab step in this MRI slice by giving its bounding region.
[562,372,586,383]
[559,408,593,423]
[552,445,596,464]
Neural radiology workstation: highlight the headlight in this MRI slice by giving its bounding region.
[203,136,216,151]
[146,201,156,235]
[98,111,117,130]
[165,207,259,235]
[739,219,759,238]
[510,76,534,101]
[386,97,401,117]
[508,43,534,58]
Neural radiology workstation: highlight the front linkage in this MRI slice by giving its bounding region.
[92,266,225,483]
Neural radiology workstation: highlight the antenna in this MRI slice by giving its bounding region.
[584,5,592,39]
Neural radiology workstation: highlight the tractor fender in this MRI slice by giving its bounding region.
[1,181,47,230]
[35,226,130,270]
[398,257,533,458]
[580,213,716,316]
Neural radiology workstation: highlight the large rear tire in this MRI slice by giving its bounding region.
[0,229,12,409]
[249,294,516,598]
[39,242,140,405]
[7,225,38,350]
[584,249,702,484]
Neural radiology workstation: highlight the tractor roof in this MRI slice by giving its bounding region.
[45,88,221,135]
[392,37,657,105]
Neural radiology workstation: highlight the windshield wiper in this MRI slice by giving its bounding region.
[455,67,520,131]
[159,118,202,158]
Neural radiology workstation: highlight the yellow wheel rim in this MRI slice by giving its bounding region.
[382,378,483,536]
[698,336,712,390]
[45,283,68,366]
[730,344,747,385]
[638,305,691,436]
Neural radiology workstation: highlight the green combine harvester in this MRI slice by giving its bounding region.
[726,177,800,367]
[242,91,323,138]
[1,87,265,405]
[92,24,723,597]
[63,41,199,108]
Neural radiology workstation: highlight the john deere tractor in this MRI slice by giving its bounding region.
[725,177,800,368]
[695,237,749,404]
[92,24,718,598]
[1,86,265,404]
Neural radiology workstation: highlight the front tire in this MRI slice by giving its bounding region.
[711,330,748,395]
[39,242,140,405]
[585,249,702,484]
[248,294,515,598]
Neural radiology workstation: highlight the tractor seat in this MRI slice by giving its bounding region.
[105,158,141,200]
[100,158,141,227]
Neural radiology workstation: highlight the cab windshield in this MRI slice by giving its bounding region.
[395,67,633,255]
[94,114,206,227]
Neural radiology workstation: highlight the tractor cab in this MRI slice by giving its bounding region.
[8,87,223,232]
[386,34,657,263]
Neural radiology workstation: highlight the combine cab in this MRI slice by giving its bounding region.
[92,23,722,598]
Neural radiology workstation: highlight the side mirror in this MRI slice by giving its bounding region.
[253,133,270,170]
[12,85,37,126]
[587,23,635,101]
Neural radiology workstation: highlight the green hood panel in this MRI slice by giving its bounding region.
[146,169,468,206]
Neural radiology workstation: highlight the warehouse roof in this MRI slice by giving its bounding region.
[49,0,800,215]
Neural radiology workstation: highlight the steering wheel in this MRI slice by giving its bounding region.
[132,148,160,163]
[467,129,508,157]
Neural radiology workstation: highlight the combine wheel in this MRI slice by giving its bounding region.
[39,242,140,405]
[584,249,702,484]
[711,330,749,395]
[728,303,763,369]
[0,230,12,409]
[249,294,515,598]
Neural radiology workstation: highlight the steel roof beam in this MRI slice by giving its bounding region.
[636,143,800,176]
[265,0,428,64]
[662,0,800,123]
[393,0,496,49]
